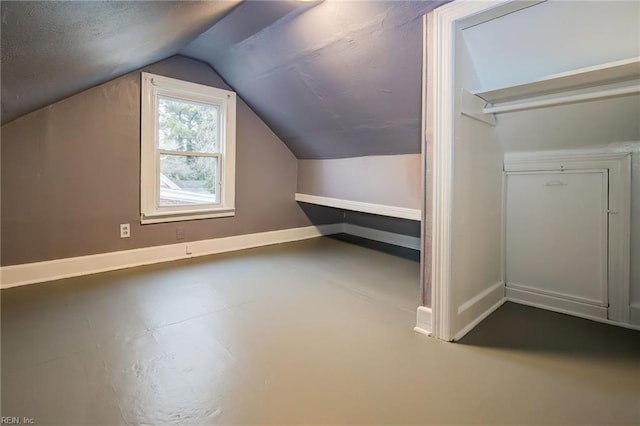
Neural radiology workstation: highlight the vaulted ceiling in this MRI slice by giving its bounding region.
[1,0,447,159]
[0,1,239,124]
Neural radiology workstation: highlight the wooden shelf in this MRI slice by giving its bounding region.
[474,57,640,105]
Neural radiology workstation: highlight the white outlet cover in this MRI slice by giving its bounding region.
[120,223,131,238]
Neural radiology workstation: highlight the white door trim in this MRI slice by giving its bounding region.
[504,151,631,323]
[424,0,541,341]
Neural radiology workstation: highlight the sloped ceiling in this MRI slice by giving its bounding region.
[182,1,446,158]
[1,0,447,159]
[0,1,241,124]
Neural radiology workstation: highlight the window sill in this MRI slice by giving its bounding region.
[141,209,235,224]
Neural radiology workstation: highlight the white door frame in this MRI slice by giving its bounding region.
[423,0,633,340]
[424,0,545,340]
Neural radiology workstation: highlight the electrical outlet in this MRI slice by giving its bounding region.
[120,223,131,238]
[176,227,185,241]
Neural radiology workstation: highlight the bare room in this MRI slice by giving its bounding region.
[1,0,639,424]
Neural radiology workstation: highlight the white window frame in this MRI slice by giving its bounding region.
[140,72,236,224]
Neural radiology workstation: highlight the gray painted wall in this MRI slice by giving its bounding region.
[1,56,342,266]
[297,154,422,240]
[345,212,420,238]
[297,154,422,210]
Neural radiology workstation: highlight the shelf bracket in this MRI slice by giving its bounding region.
[461,89,496,126]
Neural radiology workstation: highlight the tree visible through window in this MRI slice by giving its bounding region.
[158,96,220,206]
[140,73,236,224]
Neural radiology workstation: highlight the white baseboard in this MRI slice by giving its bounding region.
[414,306,432,336]
[295,193,422,221]
[508,298,640,332]
[453,298,506,342]
[506,285,608,320]
[451,297,507,342]
[0,222,423,290]
[631,303,640,326]
[343,223,420,250]
[457,281,505,314]
[452,281,505,341]
[0,224,342,289]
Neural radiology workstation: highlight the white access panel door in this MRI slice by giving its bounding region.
[505,170,608,308]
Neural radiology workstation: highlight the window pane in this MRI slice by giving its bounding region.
[159,154,219,206]
[157,96,219,153]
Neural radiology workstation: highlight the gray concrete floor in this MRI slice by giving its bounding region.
[1,237,639,425]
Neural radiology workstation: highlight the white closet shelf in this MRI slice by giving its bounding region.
[294,193,422,221]
[475,57,640,104]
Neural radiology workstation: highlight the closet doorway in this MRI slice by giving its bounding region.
[424,0,638,340]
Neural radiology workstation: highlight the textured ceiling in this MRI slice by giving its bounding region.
[1,0,447,159]
[1,0,240,124]
[182,1,446,158]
